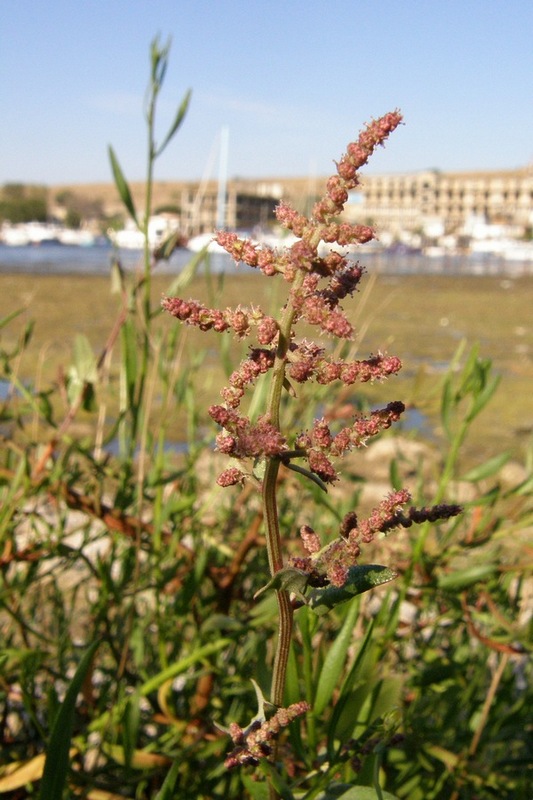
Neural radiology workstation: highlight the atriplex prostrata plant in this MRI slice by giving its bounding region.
[163,112,462,778]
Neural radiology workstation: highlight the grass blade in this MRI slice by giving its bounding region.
[314,598,360,715]
[108,145,138,225]
[153,760,181,800]
[155,88,192,157]
[39,639,101,800]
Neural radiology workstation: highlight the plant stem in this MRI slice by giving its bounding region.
[262,271,304,709]
[263,457,294,707]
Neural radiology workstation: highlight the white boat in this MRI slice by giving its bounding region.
[57,228,96,246]
[185,232,228,253]
[470,237,533,261]
[1,221,62,245]
[1,221,98,247]
[501,241,533,261]
[1,223,30,246]
[109,215,180,250]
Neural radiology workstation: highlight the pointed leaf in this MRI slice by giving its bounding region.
[153,761,181,800]
[307,565,397,616]
[122,691,141,770]
[314,597,360,715]
[67,336,97,409]
[153,228,183,261]
[155,89,192,157]
[440,375,454,438]
[424,744,461,769]
[465,372,500,422]
[120,318,138,408]
[39,640,101,800]
[108,146,138,225]
[73,334,98,383]
[461,451,510,482]
[0,307,25,330]
[437,563,497,590]
[110,256,126,294]
[138,639,231,696]
[253,567,310,602]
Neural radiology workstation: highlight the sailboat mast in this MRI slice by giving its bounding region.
[216,126,229,230]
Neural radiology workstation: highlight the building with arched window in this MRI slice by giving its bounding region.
[344,167,533,236]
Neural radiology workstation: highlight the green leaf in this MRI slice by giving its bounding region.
[73,334,98,383]
[259,761,295,799]
[67,334,98,409]
[122,690,141,771]
[307,565,397,616]
[284,640,301,706]
[317,785,400,800]
[465,372,500,423]
[108,145,138,225]
[511,473,533,496]
[150,35,170,85]
[153,227,183,261]
[38,640,101,800]
[327,618,379,742]
[155,89,192,157]
[120,318,138,409]
[461,452,510,482]
[138,639,231,696]
[389,457,402,491]
[110,256,126,294]
[440,375,454,438]
[254,567,310,602]
[314,598,360,715]
[0,306,25,330]
[242,774,270,800]
[437,563,497,590]
[424,744,461,769]
[152,761,180,800]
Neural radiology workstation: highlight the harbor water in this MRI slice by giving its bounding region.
[1,242,532,277]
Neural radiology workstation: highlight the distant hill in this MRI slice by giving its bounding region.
[48,176,325,219]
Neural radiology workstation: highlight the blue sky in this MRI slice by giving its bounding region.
[2,1,532,186]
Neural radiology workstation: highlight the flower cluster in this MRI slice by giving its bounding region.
[162,111,413,494]
[292,401,406,484]
[225,701,310,769]
[215,230,281,277]
[222,348,276,408]
[161,296,278,343]
[287,340,402,386]
[289,490,462,588]
[209,405,287,460]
